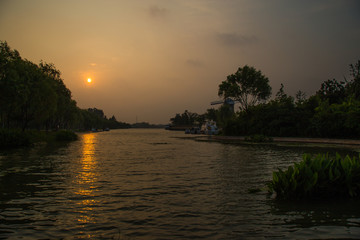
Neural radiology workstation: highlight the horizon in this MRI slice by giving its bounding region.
[1,0,359,124]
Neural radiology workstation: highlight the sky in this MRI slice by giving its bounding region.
[1,0,359,124]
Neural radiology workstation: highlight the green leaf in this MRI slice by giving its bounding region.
[273,171,279,183]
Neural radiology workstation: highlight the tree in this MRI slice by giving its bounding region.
[216,104,234,127]
[0,41,131,131]
[346,60,360,99]
[88,108,105,119]
[204,108,218,121]
[275,83,286,101]
[316,78,346,104]
[170,110,200,126]
[274,83,294,104]
[218,65,272,112]
[39,61,75,129]
[0,41,22,128]
[295,90,307,105]
[21,60,57,130]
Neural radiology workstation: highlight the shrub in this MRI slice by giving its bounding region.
[0,129,31,148]
[268,153,360,199]
[55,130,78,141]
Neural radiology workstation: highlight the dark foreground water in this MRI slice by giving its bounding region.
[1,129,360,239]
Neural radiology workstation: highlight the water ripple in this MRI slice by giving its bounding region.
[1,129,360,239]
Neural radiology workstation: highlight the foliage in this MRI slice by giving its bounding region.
[169,107,235,130]
[346,60,360,99]
[204,108,218,122]
[78,109,130,130]
[268,153,360,199]
[0,41,130,133]
[216,104,235,128]
[0,129,31,148]
[0,129,78,148]
[87,108,105,119]
[295,90,307,105]
[218,60,360,139]
[131,122,165,128]
[316,78,346,104]
[218,65,272,112]
[222,85,300,137]
[55,130,78,141]
[311,98,360,138]
[170,110,201,127]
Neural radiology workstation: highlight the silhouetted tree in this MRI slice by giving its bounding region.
[88,108,105,119]
[316,78,346,104]
[346,60,360,100]
[204,108,218,121]
[218,65,272,112]
[0,40,130,131]
[170,110,199,126]
[295,90,307,105]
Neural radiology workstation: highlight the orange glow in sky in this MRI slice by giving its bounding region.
[1,1,359,124]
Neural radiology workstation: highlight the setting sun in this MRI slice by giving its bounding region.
[87,78,92,83]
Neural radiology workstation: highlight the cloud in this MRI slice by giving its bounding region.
[148,5,168,18]
[216,33,258,47]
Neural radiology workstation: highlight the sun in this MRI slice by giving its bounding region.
[87,78,92,83]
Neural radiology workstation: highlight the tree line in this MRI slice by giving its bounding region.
[170,61,360,138]
[0,41,130,131]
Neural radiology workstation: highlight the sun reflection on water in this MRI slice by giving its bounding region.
[74,133,100,225]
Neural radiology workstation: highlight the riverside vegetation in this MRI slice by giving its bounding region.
[0,41,130,148]
[171,61,360,139]
[0,129,78,149]
[268,153,360,199]
[219,62,360,138]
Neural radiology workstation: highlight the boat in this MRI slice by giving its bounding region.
[184,127,201,134]
[190,127,201,134]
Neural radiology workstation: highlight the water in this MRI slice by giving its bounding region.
[1,129,360,239]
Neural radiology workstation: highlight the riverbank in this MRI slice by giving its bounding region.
[183,134,360,149]
[0,129,78,149]
[217,136,360,145]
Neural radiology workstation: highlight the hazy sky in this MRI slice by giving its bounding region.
[1,0,359,124]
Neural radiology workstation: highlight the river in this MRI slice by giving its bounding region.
[1,129,360,239]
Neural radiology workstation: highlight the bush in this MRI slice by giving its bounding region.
[55,130,78,141]
[0,129,31,148]
[268,153,360,199]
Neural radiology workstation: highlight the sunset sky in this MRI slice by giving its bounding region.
[1,0,359,124]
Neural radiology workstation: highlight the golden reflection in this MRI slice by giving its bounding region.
[78,133,97,187]
[74,133,99,224]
